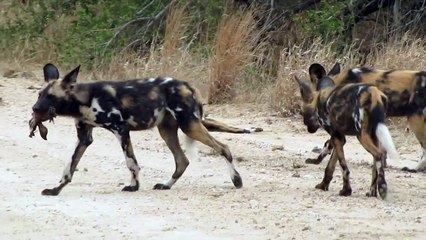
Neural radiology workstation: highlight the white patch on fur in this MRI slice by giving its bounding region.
[226,161,238,180]
[108,107,123,121]
[147,78,156,82]
[351,68,362,74]
[124,85,134,89]
[127,116,138,127]
[421,76,426,87]
[357,85,367,94]
[193,111,200,119]
[415,148,426,171]
[175,106,183,112]
[375,160,382,170]
[165,178,177,188]
[160,77,173,84]
[154,108,166,125]
[182,135,198,161]
[376,123,399,161]
[79,98,104,126]
[359,108,364,121]
[165,107,176,119]
[244,127,257,133]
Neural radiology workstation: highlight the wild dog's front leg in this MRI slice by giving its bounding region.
[42,122,93,196]
[315,149,338,191]
[306,140,333,164]
[332,136,352,196]
[113,129,140,192]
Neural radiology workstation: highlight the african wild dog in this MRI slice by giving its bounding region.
[295,75,398,199]
[31,63,245,196]
[306,63,426,172]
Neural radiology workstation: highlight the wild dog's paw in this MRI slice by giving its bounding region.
[305,158,322,164]
[41,188,60,196]
[315,181,329,191]
[366,187,377,197]
[401,167,418,173]
[339,187,352,196]
[122,185,139,192]
[232,174,243,188]
[243,126,263,133]
[153,183,171,190]
[378,184,387,199]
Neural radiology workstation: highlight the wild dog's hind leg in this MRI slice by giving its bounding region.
[358,131,387,199]
[402,115,426,172]
[182,121,243,188]
[154,114,189,190]
[113,128,140,192]
[306,139,333,164]
[42,122,93,196]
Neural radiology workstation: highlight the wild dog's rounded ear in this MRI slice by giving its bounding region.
[61,65,80,88]
[327,62,341,76]
[318,76,335,90]
[309,63,326,86]
[43,63,60,82]
[294,76,313,102]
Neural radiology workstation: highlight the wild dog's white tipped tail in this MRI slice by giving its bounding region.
[376,123,399,161]
[182,135,198,161]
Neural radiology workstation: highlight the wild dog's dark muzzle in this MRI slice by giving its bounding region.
[304,116,320,133]
[32,105,57,122]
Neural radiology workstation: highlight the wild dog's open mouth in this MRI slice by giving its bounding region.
[28,107,56,140]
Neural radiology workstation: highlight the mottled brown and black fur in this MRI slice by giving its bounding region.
[32,64,247,196]
[295,76,398,199]
[306,63,426,172]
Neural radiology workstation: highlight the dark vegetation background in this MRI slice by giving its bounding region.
[1,0,425,113]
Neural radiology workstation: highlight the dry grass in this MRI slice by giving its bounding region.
[3,4,426,117]
[207,9,260,104]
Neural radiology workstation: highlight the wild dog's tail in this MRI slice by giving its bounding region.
[375,123,399,160]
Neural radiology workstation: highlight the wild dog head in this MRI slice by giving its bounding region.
[294,76,320,133]
[294,75,337,133]
[32,64,80,122]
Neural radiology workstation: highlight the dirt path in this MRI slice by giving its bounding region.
[0,72,425,239]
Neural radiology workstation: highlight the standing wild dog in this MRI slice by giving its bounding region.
[30,64,245,196]
[295,76,398,199]
[306,63,426,172]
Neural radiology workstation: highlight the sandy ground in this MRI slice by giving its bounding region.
[0,70,425,240]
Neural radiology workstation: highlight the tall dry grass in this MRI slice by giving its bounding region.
[207,9,261,104]
[271,35,426,116]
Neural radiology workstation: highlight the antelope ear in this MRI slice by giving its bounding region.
[294,76,313,102]
[309,63,326,86]
[43,63,60,82]
[61,65,80,88]
[318,77,335,90]
[328,62,341,76]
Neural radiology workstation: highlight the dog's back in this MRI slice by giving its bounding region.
[73,77,204,131]
[330,68,426,116]
[318,83,387,136]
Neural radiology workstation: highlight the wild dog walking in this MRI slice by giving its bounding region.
[306,63,426,172]
[30,64,245,196]
[295,76,398,199]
